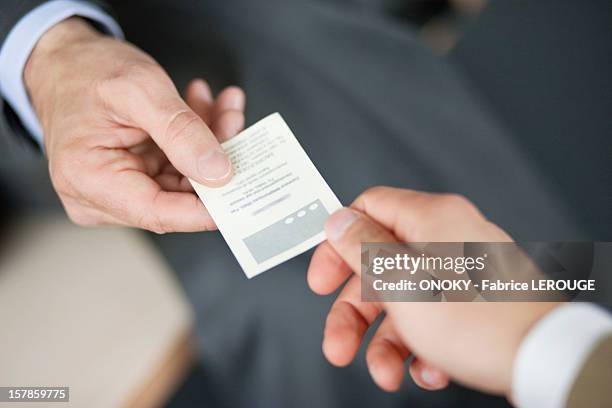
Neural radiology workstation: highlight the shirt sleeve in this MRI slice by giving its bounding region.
[512,303,612,408]
[0,0,123,148]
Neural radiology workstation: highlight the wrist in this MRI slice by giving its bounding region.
[503,303,559,400]
[24,17,101,120]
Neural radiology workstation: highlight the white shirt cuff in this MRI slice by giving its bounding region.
[512,303,612,408]
[0,0,123,148]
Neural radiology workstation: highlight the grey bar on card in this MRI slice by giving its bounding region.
[244,199,328,263]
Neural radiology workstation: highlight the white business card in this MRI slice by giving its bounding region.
[191,113,342,278]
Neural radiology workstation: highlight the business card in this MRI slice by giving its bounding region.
[191,113,342,278]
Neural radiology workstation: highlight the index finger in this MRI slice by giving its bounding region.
[96,168,215,233]
[324,208,399,275]
[351,186,510,242]
[307,241,351,295]
[308,207,398,297]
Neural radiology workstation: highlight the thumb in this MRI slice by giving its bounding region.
[325,207,398,275]
[350,187,511,242]
[107,68,232,186]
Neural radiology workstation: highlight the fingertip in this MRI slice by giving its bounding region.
[409,360,449,391]
[366,341,405,392]
[368,354,404,392]
[186,78,213,103]
[322,301,366,367]
[307,245,330,295]
[196,147,234,187]
[322,330,355,367]
[325,208,358,242]
[307,242,351,295]
[212,109,245,141]
[217,86,246,111]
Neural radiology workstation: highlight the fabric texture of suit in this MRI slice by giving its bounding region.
[0,1,48,43]
[0,0,49,151]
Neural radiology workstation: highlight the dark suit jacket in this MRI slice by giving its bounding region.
[1,0,48,41]
[0,0,48,147]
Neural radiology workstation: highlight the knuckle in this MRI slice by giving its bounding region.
[131,62,166,80]
[357,186,394,207]
[361,186,392,200]
[163,109,200,145]
[97,61,169,101]
[111,61,165,84]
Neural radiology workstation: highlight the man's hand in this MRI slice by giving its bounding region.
[24,18,245,232]
[307,187,557,398]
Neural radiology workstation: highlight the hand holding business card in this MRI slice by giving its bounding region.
[191,113,341,278]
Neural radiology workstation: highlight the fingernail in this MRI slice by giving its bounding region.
[421,368,442,387]
[326,208,357,241]
[198,148,232,181]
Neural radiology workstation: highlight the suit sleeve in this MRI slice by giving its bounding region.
[0,0,48,150]
[0,0,115,151]
[0,1,49,45]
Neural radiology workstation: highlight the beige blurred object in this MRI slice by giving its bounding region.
[0,216,195,408]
